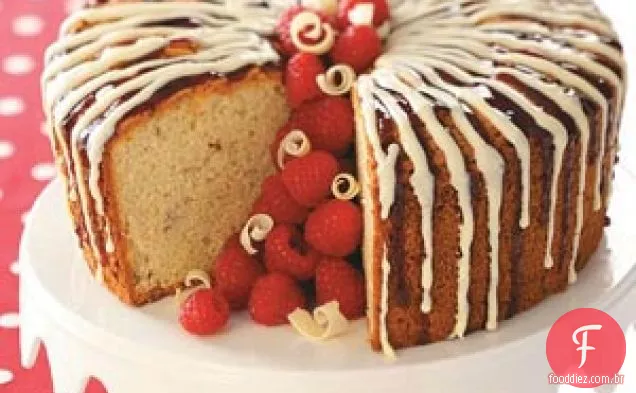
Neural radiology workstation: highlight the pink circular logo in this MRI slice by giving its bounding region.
[546,308,626,388]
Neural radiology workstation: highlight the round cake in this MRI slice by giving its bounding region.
[42,0,626,356]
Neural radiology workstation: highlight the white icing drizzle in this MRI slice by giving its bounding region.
[357,76,401,220]
[372,72,436,314]
[357,76,399,357]
[379,247,396,358]
[357,0,623,351]
[388,51,567,269]
[388,25,624,210]
[396,71,505,331]
[372,72,474,338]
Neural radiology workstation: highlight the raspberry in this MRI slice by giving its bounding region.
[315,257,365,320]
[276,6,330,57]
[337,0,390,28]
[330,25,382,73]
[305,199,362,257]
[264,224,320,280]
[252,175,308,225]
[179,288,230,335]
[291,97,354,156]
[249,272,307,326]
[214,237,264,310]
[281,151,339,207]
[286,52,326,108]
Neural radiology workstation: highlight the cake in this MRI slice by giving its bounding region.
[42,0,625,356]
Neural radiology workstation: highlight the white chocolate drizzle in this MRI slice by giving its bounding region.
[356,0,624,354]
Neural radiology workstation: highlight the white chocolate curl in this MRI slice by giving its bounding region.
[332,173,361,200]
[302,0,338,16]
[317,64,357,96]
[240,214,275,255]
[175,269,212,306]
[290,11,336,55]
[277,129,312,169]
[348,3,375,26]
[288,301,350,340]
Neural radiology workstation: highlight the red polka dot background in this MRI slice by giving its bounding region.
[0,1,105,392]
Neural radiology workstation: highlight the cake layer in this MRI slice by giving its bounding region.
[355,0,625,355]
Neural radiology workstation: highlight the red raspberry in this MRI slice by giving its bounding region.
[252,175,308,225]
[291,97,354,156]
[179,288,230,335]
[337,0,390,28]
[315,257,365,320]
[281,151,339,207]
[286,52,326,108]
[330,25,382,73]
[249,272,307,326]
[214,237,264,310]
[305,199,362,257]
[264,224,320,280]
[276,6,330,57]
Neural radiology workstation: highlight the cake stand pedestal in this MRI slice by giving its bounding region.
[19,168,636,393]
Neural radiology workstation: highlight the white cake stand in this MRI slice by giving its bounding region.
[19,166,636,393]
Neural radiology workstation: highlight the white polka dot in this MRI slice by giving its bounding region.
[0,313,19,329]
[12,15,44,37]
[0,141,15,159]
[0,97,25,117]
[31,163,56,181]
[0,369,13,385]
[9,261,20,276]
[2,54,35,75]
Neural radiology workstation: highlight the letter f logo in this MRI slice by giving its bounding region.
[572,324,603,368]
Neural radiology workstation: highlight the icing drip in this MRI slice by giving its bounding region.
[372,73,474,338]
[379,247,396,358]
[357,76,401,220]
[357,76,400,357]
[358,0,623,351]
[372,71,435,314]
